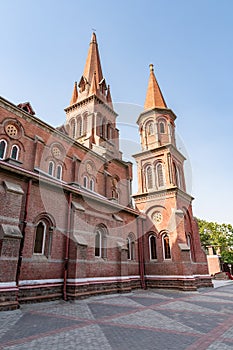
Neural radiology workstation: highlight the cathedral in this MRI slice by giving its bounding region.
[0,33,212,311]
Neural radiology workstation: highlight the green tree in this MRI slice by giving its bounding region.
[197,218,233,264]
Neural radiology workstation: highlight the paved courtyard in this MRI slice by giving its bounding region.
[0,282,233,350]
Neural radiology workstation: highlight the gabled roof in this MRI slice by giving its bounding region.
[17,102,35,115]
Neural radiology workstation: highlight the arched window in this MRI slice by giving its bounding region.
[34,221,46,255]
[173,163,181,188]
[0,140,7,159]
[95,225,107,258]
[107,123,111,139]
[127,234,135,260]
[156,163,164,188]
[163,233,171,259]
[71,120,76,138]
[98,115,103,137]
[186,234,192,261]
[149,235,157,260]
[56,165,62,180]
[33,220,52,257]
[77,117,82,137]
[83,114,88,135]
[159,121,165,134]
[48,161,54,176]
[101,117,106,139]
[11,145,19,160]
[95,231,101,257]
[90,178,95,191]
[83,176,88,188]
[146,165,153,190]
[147,122,154,136]
[168,124,173,137]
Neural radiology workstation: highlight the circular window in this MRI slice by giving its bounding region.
[6,124,18,137]
[52,147,61,158]
[153,212,163,224]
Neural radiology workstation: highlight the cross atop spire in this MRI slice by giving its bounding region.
[144,64,167,110]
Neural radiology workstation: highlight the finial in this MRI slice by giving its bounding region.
[149,64,154,72]
[91,31,97,43]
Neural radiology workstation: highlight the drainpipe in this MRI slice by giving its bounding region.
[63,191,72,301]
[137,216,146,289]
[16,179,32,299]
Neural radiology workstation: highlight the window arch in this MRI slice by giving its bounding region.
[90,178,95,191]
[48,161,54,176]
[101,117,107,139]
[159,121,165,134]
[77,117,82,137]
[186,233,193,261]
[146,165,153,190]
[107,123,111,139]
[95,225,107,258]
[147,121,154,136]
[168,123,173,137]
[56,165,62,180]
[83,176,88,188]
[34,221,46,255]
[173,162,181,188]
[149,234,157,260]
[83,114,88,135]
[127,234,135,260]
[11,145,19,160]
[0,139,7,159]
[156,163,165,188]
[33,220,53,257]
[97,115,103,137]
[162,233,171,259]
[71,120,76,138]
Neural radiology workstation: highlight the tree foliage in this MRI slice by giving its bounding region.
[197,218,233,264]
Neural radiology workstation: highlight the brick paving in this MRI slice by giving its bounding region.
[0,282,233,349]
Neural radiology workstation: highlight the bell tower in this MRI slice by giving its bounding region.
[64,33,121,160]
[133,64,211,290]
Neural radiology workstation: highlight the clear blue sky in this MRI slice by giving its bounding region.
[1,0,233,225]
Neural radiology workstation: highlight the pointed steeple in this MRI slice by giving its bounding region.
[90,72,98,95]
[144,64,167,110]
[106,85,113,108]
[70,81,78,105]
[83,32,103,86]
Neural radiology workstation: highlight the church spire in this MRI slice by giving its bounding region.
[70,81,78,105]
[83,32,103,86]
[90,71,98,95]
[144,64,167,110]
[106,85,113,108]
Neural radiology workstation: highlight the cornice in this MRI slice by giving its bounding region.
[133,143,186,161]
[136,107,177,125]
[133,187,193,203]
[64,94,117,117]
[0,160,139,217]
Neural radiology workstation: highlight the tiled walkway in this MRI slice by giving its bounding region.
[0,282,233,349]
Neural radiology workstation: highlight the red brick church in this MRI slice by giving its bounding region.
[0,33,211,310]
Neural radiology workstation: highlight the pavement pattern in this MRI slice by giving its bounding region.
[0,282,233,350]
